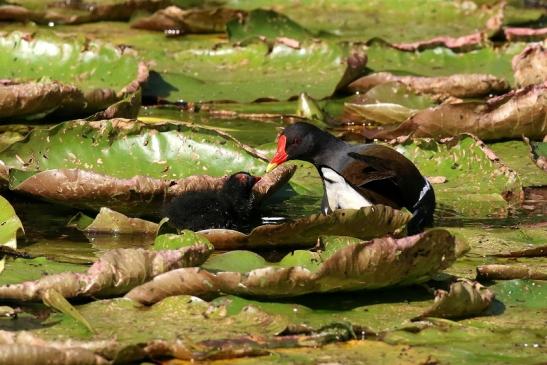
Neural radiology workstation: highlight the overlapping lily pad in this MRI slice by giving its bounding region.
[0,119,266,180]
[365,42,525,85]
[0,242,212,301]
[0,0,168,24]
[360,83,547,141]
[126,229,457,304]
[218,0,502,43]
[0,31,147,121]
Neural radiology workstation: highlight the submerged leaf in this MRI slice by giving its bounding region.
[200,205,412,250]
[126,229,457,304]
[0,243,212,301]
[416,279,495,319]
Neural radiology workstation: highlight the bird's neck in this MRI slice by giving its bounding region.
[310,132,349,169]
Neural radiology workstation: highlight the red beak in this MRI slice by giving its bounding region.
[266,135,288,172]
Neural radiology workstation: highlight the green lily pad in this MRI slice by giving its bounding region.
[47,21,365,102]
[365,43,525,85]
[0,31,146,120]
[25,295,289,361]
[153,231,212,250]
[227,9,313,42]
[0,195,22,248]
[488,140,547,187]
[397,135,521,216]
[0,257,87,286]
[0,119,266,179]
[219,0,501,43]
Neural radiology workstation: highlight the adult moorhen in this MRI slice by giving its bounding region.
[164,172,259,231]
[266,122,435,234]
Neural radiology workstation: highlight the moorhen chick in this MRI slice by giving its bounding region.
[164,172,259,231]
[266,122,435,234]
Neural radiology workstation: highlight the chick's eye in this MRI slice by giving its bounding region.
[292,137,302,145]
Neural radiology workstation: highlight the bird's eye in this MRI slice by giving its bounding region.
[293,137,302,145]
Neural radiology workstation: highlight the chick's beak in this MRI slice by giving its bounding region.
[266,134,288,173]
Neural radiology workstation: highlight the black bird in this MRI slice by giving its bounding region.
[266,122,435,234]
[164,172,260,231]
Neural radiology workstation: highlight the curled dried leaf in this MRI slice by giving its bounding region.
[477,264,547,280]
[416,279,495,320]
[348,72,509,99]
[126,229,457,304]
[0,244,212,302]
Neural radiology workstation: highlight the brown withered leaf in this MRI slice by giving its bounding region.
[477,264,547,280]
[512,42,547,88]
[0,0,168,24]
[504,27,547,42]
[357,83,547,141]
[347,72,509,99]
[0,331,113,364]
[492,245,547,258]
[199,205,412,250]
[391,32,486,52]
[0,81,81,119]
[9,164,294,217]
[131,6,245,34]
[126,229,456,304]
[0,244,212,301]
[415,279,495,320]
[0,62,148,121]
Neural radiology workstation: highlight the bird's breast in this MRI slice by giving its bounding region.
[320,167,373,214]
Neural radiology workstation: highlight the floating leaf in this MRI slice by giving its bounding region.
[365,42,524,85]
[512,42,547,87]
[0,243,211,301]
[347,72,509,99]
[0,195,22,249]
[7,163,293,216]
[0,0,167,24]
[199,205,412,250]
[0,31,147,121]
[126,229,457,304]
[227,9,312,42]
[416,279,495,319]
[72,207,159,235]
[0,119,265,179]
[477,264,547,280]
[132,6,244,34]
[153,231,211,250]
[360,84,547,141]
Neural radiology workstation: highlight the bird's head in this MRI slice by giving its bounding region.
[266,122,321,172]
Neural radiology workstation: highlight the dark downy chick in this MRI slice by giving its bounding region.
[164,172,259,231]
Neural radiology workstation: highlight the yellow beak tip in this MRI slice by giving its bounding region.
[266,163,278,173]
